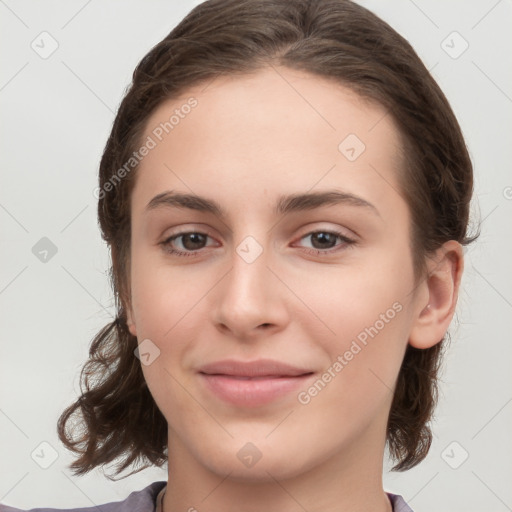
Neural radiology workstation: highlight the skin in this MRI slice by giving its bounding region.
[126,66,463,512]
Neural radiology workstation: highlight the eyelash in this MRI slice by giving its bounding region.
[160,230,356,258]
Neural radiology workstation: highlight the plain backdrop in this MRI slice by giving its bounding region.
[1,1,511,511]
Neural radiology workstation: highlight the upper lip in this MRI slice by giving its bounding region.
[198,358,314,377]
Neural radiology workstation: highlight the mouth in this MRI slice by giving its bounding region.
[204,374,311,380]
[197,359,315,407]
[198,358,313,378]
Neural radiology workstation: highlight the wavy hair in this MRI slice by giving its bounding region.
[57,0,477,477]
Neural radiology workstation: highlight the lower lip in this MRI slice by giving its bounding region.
[199,373,315,407]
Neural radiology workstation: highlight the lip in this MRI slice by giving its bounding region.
[198,358,313,377]
[198,358,315,407]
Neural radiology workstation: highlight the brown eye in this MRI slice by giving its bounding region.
[161,231,214,257]
[309,232,339,250]
[296,230,356,256]
[176,233,208,250]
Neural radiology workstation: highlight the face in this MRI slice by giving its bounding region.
[126,66,428,481]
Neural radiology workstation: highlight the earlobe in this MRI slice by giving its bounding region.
[409,240,464,349]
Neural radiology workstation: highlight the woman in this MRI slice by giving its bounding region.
[1,0,477,511]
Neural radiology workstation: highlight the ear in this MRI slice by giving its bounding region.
[121,284,137,337]
[111,246,137,337]
[409,240,464,349]
[126,305,137,337]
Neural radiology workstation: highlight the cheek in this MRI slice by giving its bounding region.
[130,259,203,419]
[129,247,204,339]
[297,249,413,402]
[298,252,411,341]
[294,289,409,451]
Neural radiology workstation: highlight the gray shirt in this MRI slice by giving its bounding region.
[0,481,414,511]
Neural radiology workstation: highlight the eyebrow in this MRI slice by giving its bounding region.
[145,190,380,218]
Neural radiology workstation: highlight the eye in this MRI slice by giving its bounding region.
[160,231,216,257]
[295,230,356,255]
[160,229,356,258]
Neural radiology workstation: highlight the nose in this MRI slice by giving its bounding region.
[212,238,289,340]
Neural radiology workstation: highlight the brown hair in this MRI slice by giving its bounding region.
[57,0,477,478]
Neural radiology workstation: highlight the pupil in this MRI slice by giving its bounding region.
[183,233,205,250]
[312,232,335,249]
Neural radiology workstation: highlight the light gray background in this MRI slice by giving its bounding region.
[1,1,511,511]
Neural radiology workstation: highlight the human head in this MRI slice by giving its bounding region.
[58,0,476,478]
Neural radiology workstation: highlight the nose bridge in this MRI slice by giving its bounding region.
[213,232,285,335]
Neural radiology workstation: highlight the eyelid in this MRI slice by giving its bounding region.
[160,225,358,259]
[291,229,356,254]
[160,223,356,244]
[160,224,218,242]
[161,229,219,248]
[293,223,358,242]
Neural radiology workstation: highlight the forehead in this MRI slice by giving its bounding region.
[132,66,405,219]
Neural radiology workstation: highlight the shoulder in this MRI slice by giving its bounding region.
[0,481,167,512]
[387,492,415,512]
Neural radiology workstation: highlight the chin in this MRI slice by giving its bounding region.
[193,435,314,483]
